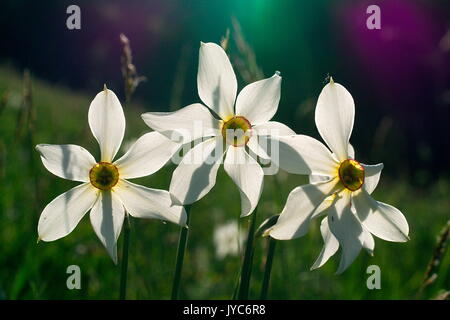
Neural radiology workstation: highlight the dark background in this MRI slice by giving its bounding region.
[1,0,449,181]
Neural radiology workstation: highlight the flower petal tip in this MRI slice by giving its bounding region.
[396,232,410,243]
[267,228,284,240]
[366,249,374,257]
[240,211,252,218]
[109,250,118,265]
[35,144,46,153]
[334,268,345,276]
[262,229,272,237]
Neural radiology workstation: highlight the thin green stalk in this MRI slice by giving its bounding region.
[231,268,241,300]
[260,238,276,300]
[119,215,131,300]
[237,207,257,300]
[171,205,191,300]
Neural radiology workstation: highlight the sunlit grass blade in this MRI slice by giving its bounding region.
[416,219,449,298]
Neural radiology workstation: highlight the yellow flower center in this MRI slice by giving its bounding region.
[338,159,365,191]
[89,162,119,190]
[221,116,252,147]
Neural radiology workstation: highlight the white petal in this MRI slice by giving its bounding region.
[90,190,125,264]
[269,179,339,240]
[197,42,236,119]
[309,175,331,184]
[330,143,354,162]
[272,135,339,175]
[88,88,126,162]
[348,143,355,159]
[235,73,281,125]
[311,192,338,219]
[315,81,355,161]
[115,180,187,226]
[361,226,375,255]
[362,163,383,194]
[247,135,270,160]
[141,103,220,144]
[327,191,364,274]
[247,122,296,165]
[38,183,98,241]
[311,217,339,270]
[114,132,180,179]
[350,205,375,255]
[223,147,264,217]
[170,137,225,205]
[36,144,96,182]
[352,189,409,242]
[253,121,296,136]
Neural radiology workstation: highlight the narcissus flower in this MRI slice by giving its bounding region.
[214,220,245,260]
[142,42,294,217]
[269,79,409,273]
[36,87,186,263]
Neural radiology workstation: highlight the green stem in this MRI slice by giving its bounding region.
[231,267,241,300]
[237,207,257,300]
[260,238,276,300]
[119,215,131,300]
[171,205,191,300]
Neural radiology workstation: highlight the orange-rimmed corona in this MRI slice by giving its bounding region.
[338,159,365,191]
[89,162,120,190]
[221,116,252,147]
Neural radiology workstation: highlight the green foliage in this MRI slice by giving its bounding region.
[0,66,448,299]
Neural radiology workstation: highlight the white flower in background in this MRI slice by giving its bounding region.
[269,79,409,273]
[214,220,245,259]
[142,42,294,217]
[36,87,186,263]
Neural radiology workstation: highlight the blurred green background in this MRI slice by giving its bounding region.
[0,0,449,299]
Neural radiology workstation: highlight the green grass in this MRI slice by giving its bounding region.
[0,65,448,299]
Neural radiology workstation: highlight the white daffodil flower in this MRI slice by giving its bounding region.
[36,87,186,263]
[214,220,245,259]
[142,42,294,217]
[269,79,409,274]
